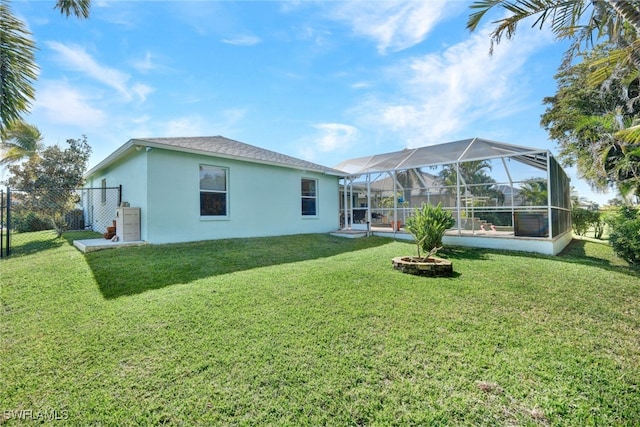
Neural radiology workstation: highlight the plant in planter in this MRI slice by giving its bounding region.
[381,192,408,230]
[392,202,455,276]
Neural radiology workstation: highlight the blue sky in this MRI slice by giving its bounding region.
[10,0,614,204]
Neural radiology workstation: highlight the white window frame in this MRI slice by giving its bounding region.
[301,178,318,217]
[199,165,229,218]
[101,178,107,205]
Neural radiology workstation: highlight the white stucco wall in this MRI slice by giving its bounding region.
[90,147,340,244]
[373,229,572,255]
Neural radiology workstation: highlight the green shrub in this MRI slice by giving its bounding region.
[11,211,52,233]
[404,203,455,258]
[606,206,640,265]
[572,207,601,237]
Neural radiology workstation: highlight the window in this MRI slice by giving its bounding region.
[101,179,107,204]
[301,178,317,216]
[200,165,228,216]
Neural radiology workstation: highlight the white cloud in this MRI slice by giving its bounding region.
[351,81,372,89]
[131,83,154,103]
[157,108,247,138]
[46,41,130,96]
[132,51,157,73]
[313,123,359,152]
[162,116,206,137]
[329,0,457,54]
[299,123,359,161]
[34,80,107,128]
[352,24,555,147]
[222,35,262,46]
[45,41,153,103]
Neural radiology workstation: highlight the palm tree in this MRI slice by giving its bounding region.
[0,121,43,167]
[0,1,38,132]
[439,160,504,203]
[519,178,548,206]
[468,1,640,193]
[467,1,640,90]
[467,1,640,58]
[0,0,90,132]
[56,0,90,18]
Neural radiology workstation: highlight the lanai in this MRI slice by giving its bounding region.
[335,137,572,255]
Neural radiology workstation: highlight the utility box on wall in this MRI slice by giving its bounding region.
[116,207,141,241]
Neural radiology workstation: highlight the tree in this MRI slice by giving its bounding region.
[0,121,43,166]
[0,1,37,132]
[439,160,505,204]
[468,1,640,198]
[519,178,548,206]
[541,45,640,196]
[5,136,92,237]
[606,205,640,264]
[0,0,90,132]
[466,1,640,63]
[571,207,602,237]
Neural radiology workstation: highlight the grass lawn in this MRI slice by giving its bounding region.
[1,232,639,425]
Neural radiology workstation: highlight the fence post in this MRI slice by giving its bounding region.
[1,189,4,258]
[6,187,11,256]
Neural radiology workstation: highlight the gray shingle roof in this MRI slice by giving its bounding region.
[133,136,345,175]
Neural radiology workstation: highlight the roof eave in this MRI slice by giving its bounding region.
[87,138,347,177]
[84,139,137,178]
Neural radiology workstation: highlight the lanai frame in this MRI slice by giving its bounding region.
[336,138,572,254]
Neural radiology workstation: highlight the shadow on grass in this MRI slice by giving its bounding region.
[556,239,639,277]
[440,246,493,261]
[86,234,391,299]
[6,230,65,257]
[6,230,104,257]
[451,238,638,278]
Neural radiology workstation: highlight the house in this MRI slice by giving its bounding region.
[83,136,572,256]
[83,136,343,244]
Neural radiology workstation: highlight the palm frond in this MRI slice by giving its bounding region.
[0,1,39,131]
[615,124,640,144]
[54,0,90,18]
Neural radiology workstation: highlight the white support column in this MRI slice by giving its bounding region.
[366,174,372,232]
[348,178,354,229]
[455,162,462,235]
[393,170,398,231]
[546,153,553,238]
[342,177,348,230]
[501,157,516,228]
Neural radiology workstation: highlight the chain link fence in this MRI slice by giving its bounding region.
[1,186,121,257]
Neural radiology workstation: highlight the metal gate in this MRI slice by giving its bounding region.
[0,186,121,257]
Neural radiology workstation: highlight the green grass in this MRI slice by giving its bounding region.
[1,232,638,426]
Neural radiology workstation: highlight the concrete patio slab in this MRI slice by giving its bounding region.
[73,238,146,253]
